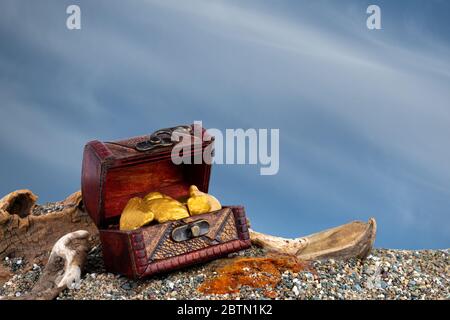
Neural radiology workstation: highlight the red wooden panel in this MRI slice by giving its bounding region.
[103,159,188,219]
[81,143,103,226]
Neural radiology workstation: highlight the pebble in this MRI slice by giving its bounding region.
[0,247,448,300]
[32,203,65,216]
[354,284,362,292]
[167,281,175,290]
[121,282,132,290]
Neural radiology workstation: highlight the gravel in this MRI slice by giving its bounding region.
[1,247,448,300]
[32,203,65,216]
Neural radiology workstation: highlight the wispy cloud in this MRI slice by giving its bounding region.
[0,0,448,248]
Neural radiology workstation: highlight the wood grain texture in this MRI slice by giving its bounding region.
[0,190,98,265]
[2,230,91,300]
[250,218,377,261]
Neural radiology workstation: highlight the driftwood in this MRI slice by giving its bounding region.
[0,189,98,294]
[0,190,377,299]
[250,218,377,260]
[2,230,90,300]
[0,189,98,263]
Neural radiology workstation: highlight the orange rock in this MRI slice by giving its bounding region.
[198,254,312,297]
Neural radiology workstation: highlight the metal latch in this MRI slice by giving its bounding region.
[171,220,210,242]
[135,125,192,152]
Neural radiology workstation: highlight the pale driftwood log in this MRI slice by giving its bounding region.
[2,230,91,300]
[250,218,377,261]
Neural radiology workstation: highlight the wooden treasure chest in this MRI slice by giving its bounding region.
[81,124,251,279]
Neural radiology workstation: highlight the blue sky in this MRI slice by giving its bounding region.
[0,0,449,249]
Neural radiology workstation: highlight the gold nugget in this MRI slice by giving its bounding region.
[119,187,221,230]
[143,192,190,223]
[187,185,222,215]
[119,197,155,231]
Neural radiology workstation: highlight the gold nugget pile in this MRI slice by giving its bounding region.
[119,185,222,231]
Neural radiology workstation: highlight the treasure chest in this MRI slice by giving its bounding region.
[81,124,251,279]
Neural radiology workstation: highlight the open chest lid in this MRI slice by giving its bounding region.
[81,124,215,228]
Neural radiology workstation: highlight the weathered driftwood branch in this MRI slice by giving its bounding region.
[2,230,91,300]
[47,230,90,290]
[0,189,98,294]
[0,189,98,264]
[250,229,308,256]
[250,218,377,261]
